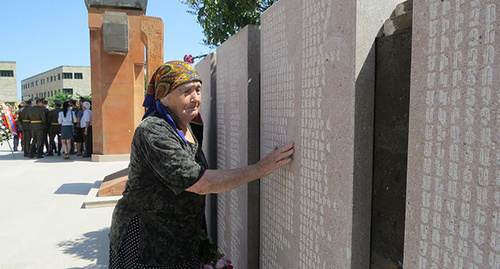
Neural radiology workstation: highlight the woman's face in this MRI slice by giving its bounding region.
[161,81,202,122]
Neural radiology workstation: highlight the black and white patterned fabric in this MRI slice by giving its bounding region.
[109,215,201,269]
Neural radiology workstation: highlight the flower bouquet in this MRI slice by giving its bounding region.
[0,102,15,143]
[199,230,233,269]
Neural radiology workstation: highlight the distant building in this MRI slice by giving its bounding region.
[21,66,91,100]
[0,61,18,103]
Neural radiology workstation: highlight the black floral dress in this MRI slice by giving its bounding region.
[109,111,208,268]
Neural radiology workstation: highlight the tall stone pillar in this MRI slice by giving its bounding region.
[259,0,400,268]
[404,1,500,268]
[196,53,218,242]
[85,0,147,162]
[216,25,260,269]
[141,16,164,83]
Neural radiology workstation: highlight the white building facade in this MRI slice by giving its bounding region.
[0,61,18,103]
[21,66,91,100]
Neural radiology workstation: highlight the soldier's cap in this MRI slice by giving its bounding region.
[54,100,62,105]
[22,96,31,101]
[26,98,34,102]
[35,97,45,101]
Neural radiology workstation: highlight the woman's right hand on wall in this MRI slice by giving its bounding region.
[256,142,294,178]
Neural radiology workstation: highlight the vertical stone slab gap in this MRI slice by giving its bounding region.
[196,53,219,243]
[247,25,261,269]
[370,27,412,268]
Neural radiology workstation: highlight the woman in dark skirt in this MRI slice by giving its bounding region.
[109,61,294,268]
[58,101,76,160]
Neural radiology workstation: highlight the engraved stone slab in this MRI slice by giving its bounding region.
[196,53,218,241]
[259,0,400,268]
[216,25,260,269]
[404,1,500,268]
[103,11,129,54]
[197,53,217,169]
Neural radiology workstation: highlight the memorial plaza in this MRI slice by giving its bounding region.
[0,142,127,268]
[1,0,500,268]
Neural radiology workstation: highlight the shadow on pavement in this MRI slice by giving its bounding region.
[0,151,22,160]
[34,156,93,163]
[58,228,110,268]
[0,153,92,162]
[54,183,94,195]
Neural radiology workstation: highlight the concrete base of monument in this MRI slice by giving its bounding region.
[91,154,131,162]
[83,180,122,209]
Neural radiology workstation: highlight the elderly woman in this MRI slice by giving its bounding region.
[109,61,294,268]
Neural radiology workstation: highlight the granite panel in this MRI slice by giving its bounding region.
[404,1,500,268]
[216,25,260,269]
[196,53,218,242]
[259,0,399,268]
[103,11,129,55]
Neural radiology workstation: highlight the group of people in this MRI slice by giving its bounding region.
[14,97,93,160]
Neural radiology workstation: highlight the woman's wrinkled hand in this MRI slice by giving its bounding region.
[256,142,294,178]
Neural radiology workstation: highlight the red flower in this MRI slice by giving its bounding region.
[183,54,194,64]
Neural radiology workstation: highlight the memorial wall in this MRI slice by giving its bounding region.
[259,0,399,268]
[216,25,260,269]
[404,1,500,268]
[196,54,218,241]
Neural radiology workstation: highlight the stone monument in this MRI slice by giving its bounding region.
[259,0,400,268]
[85,0,147,162]
[216,25,260,269]
[404,1,500,268]
[141,15,164,83]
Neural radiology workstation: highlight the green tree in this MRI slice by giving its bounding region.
[47,92,73,108]
[74,93,92,102]
[180,0,277,47]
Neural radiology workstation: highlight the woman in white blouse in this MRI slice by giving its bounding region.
[58,101,77,160]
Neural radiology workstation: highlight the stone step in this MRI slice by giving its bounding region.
[395,0,413,17]
[383,11,412,37]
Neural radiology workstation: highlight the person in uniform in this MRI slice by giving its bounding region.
[27,97,48,158]
[18,98,33,157]
[47,100,62,156]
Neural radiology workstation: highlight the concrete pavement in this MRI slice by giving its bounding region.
[0,141,128,269]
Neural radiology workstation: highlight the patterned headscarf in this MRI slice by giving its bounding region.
[145,60,201,102]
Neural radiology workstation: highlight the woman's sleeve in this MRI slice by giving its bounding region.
[58,112,62,124]
[136,121,206,195]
